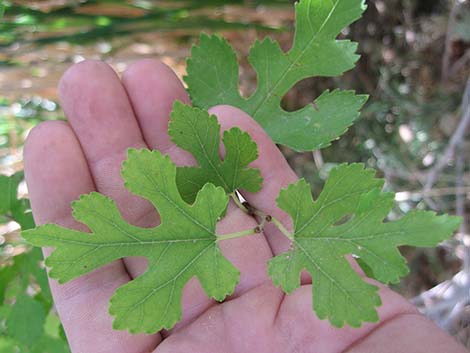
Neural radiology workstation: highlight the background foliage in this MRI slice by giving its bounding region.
[0,0,469,350]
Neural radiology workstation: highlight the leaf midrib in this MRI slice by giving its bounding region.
[118,242,215,324]
[294,239,371,316]
[250,0,341,119]
[36,233,213,247]
[185,118,230,191]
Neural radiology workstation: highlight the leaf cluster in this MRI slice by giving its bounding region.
[23,104,460,332]
[20,0,462,338]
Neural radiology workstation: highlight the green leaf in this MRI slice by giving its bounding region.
[1,299,69,353]
[268,164,461,328]
[0,249,50,305]
[0,172,35,230]
[6,294,46,347]
[0,338,16,353]
[44,311,62,338]
[185,0,369,151]
[0,173,21,215]
[30,336,71,353]
[0,265,15,304]
[23,149,240,334]
[169,102,262,203]
[0,305,12,320]
[11,199,35,230]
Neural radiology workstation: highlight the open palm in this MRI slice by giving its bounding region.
[24,60,466,353]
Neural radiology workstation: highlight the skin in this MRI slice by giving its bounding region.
[24,59,467,353]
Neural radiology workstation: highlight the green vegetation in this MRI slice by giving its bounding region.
[0,173,70,352]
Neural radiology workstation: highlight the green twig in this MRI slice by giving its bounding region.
[230,192,249,213]
[230,192,294,241]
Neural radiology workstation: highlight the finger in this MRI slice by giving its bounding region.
[121,59,273,333]
[121,59,192,164]
[58,60,153,278]
[273,282,420,352]
[155,280,423,353]
[344,307,468,353]
[24,121,160,353]
[208,105,299,255]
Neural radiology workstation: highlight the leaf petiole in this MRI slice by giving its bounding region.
[217,228,259,242]
[270,216,294,241]
[230,192,294,241]
[230,192,249,213]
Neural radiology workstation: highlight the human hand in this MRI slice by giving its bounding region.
[24,59,467,353]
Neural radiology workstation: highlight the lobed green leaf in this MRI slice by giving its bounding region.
[269,164,461,327]
[169,102,262,203]
[23,149,240,334]
[185,0,369,151]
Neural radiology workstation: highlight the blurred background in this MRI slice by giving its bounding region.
[0,0,469,351]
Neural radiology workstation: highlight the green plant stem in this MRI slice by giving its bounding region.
[216,228,258,242]
[230,193,249,213]
[253,210,293,240]
[230,192,294,241]
[271,216,294,241]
